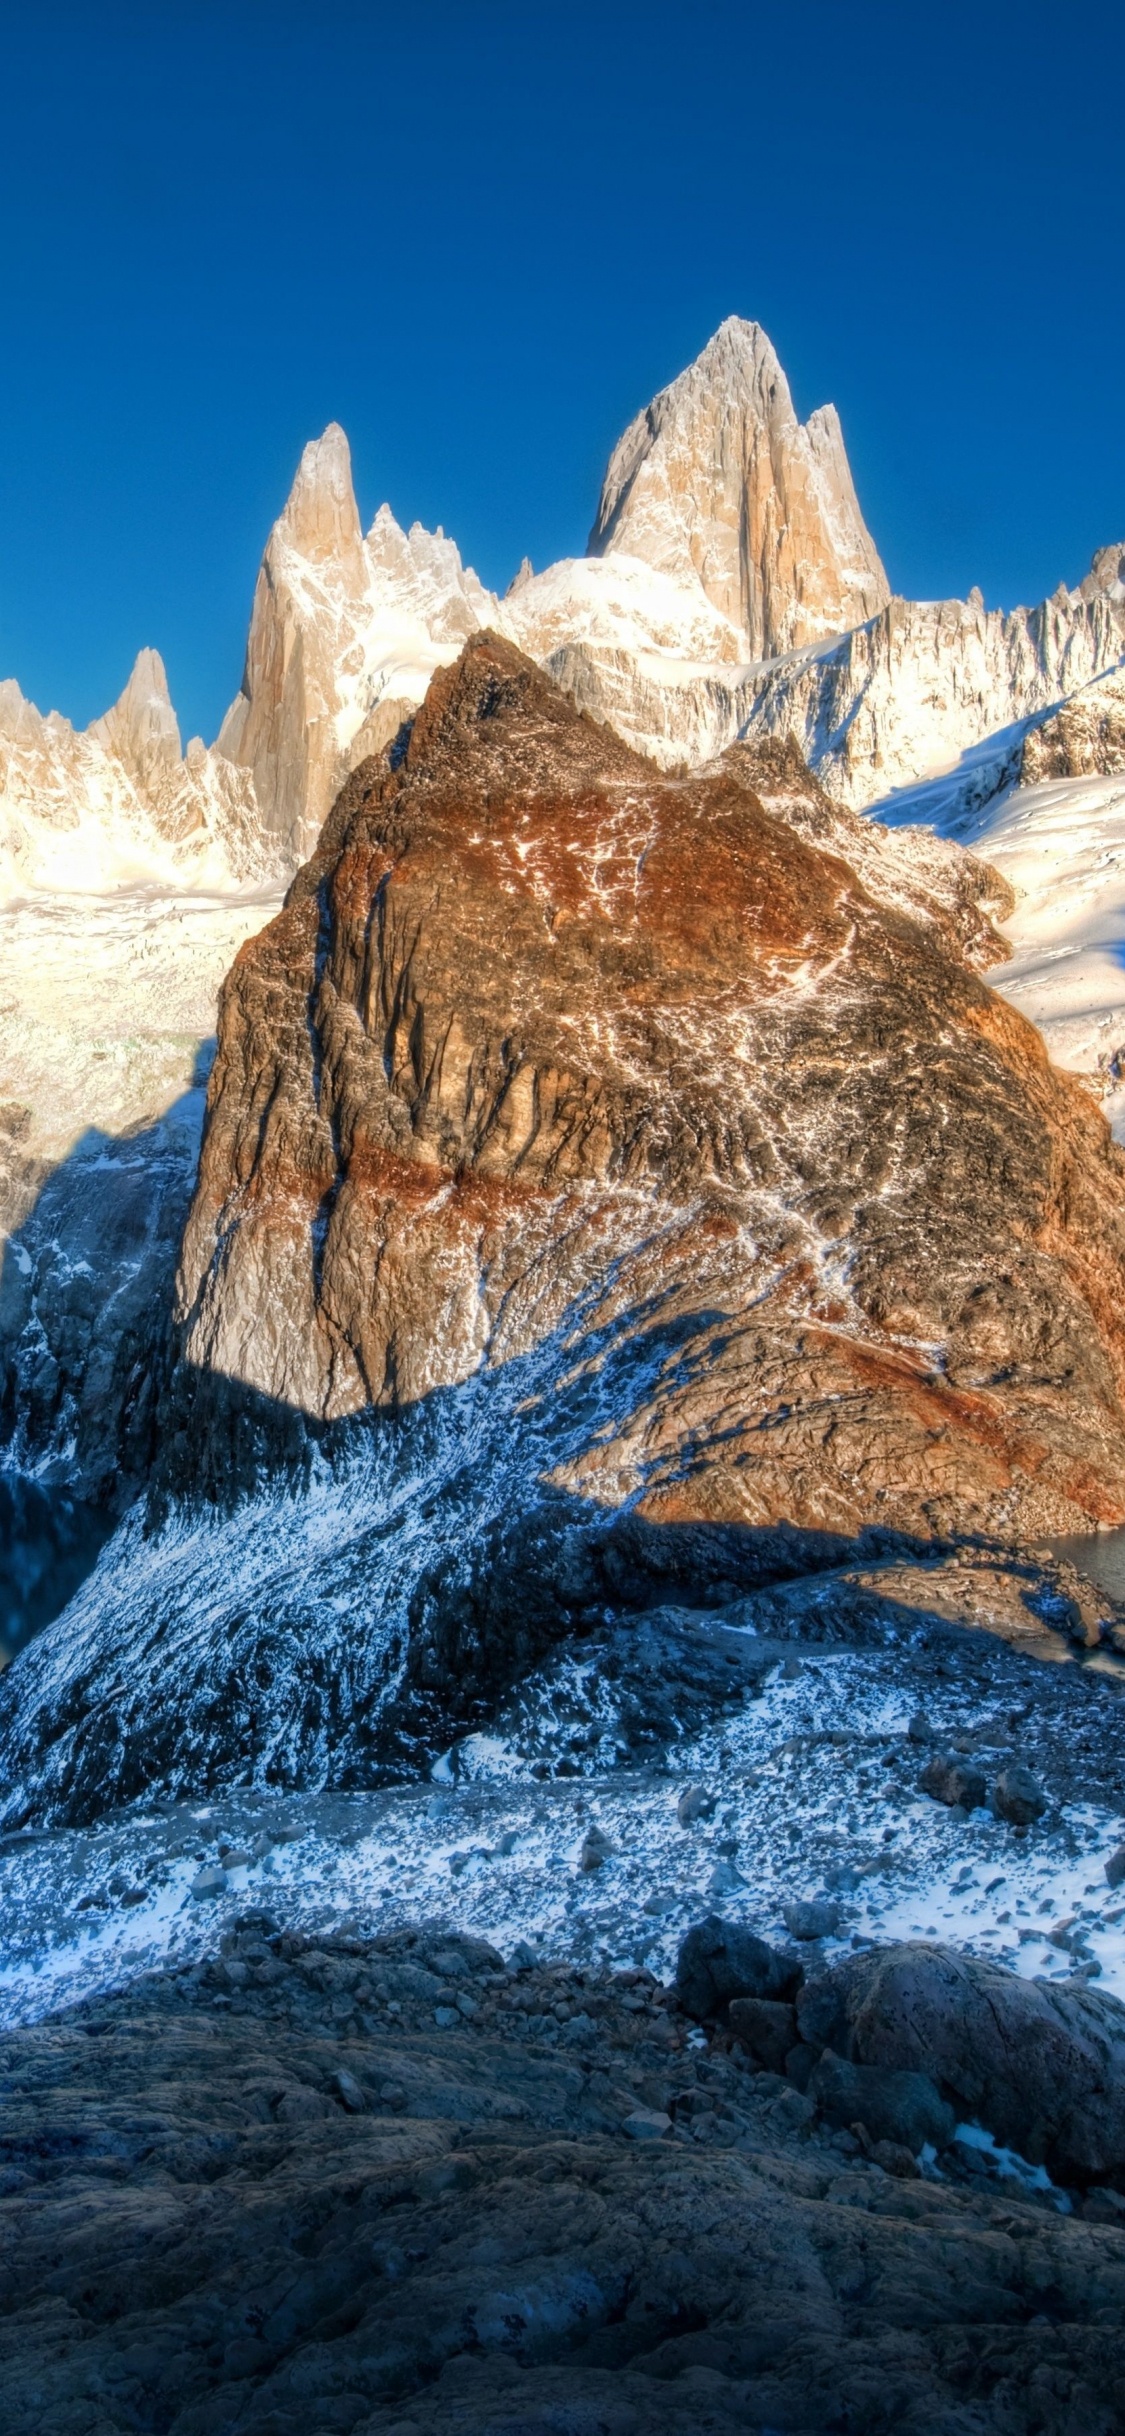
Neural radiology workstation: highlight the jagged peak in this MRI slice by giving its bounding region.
[587,317,889,659]
[88,646,181,775]
[276,422,364,576]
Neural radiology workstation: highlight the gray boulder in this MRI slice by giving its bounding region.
[676,1915,802,2021]
[784,1898,841,1941]
[992,1764,1046,1826]
[797,1940,1125,2187]
[728,1996,797,2073]
[919,1753,987,1810]
[809,2050,955,2154]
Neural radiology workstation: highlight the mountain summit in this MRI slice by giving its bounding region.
[587,316,890,659]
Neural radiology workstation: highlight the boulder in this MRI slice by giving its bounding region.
[728,1997,798,2073]
[808,2050,955,2154]
[919,1753,987,1810]
[676,1915,802,2021]
[992,1764,1046,1826]
[797,1940,1125,2187]
[784,1898,841,1941]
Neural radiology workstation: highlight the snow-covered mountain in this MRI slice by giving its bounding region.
[5,309,1125,1647]
[0,648,269,902]
[587,315,890,658]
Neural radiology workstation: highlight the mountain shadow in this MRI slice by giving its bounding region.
[0,1051,213,1659]
[0,1275,940,1830]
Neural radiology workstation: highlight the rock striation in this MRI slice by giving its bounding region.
[177,630,1125,1542]
[588,316,890,658]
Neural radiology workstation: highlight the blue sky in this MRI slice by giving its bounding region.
[1,0,1122,742]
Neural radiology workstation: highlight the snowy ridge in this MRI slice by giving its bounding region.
[0,654,273,906]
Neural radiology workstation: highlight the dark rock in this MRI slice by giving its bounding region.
[676,1784,716,1826]
[808,2049,955,2153]
[728,1997,797,2072]
[331,2067,367,2113]
[920,1752,988,1809]
[798,1938,1125,2188]
[676,1915,802,2020]
[1105,1844,1125,1889]
[784,2042,818,2092]
[992,1763,1047,1825]
[871,2139,920,2178]
[3,1933,1123,2436]
[783,1896,841,1940]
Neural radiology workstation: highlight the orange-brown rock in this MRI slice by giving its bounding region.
[175,632,1125,1540]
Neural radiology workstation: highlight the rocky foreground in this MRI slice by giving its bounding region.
[4,1910,1125,2436]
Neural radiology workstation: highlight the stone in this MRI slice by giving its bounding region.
[3,1926,1125,2433]
[727,1997,798,2073]
[920,1754,988,1811]
[14,630,1125,1826]
[871,2140,920,2179]
[189,1866,227,1901]
[331,2068,367,2114]
[622,2108,672,2141]
[588,317,889,659]
[676,1915,802,2022]
[676,1785,715,1827]
[579,1826,613,1872]
[1104,1845,1125,1888]
[808,2051,955,2155]
[797,1939,1125,2188]
[992,1764,1047,1826]
[783,1898,842,1941]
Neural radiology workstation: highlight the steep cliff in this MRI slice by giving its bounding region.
[177,632,1125,1541]
[588,317,890,657]
[737,568,1125,814]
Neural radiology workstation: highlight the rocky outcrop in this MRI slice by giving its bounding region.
[798,1939,1125,2189]
[215,427,500,862]
[176,631,1125,1542]
[1020,664,1125,785]
[5,1923,1125,2436]
[720,733,1014,967]
[588,316,890,658]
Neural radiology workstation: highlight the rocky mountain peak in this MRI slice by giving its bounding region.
[175,632,1125,1557]
[1080,541,1125,603]
[587,315,890,660]
[275,421,365,585]
[88,646,182,794]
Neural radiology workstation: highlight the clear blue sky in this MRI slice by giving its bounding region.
[2,0,1122,743]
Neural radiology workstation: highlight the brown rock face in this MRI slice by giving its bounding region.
[176,632,1125,1539]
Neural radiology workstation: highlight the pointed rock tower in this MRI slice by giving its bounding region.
[588,317,890,661]
[217,424,371,862]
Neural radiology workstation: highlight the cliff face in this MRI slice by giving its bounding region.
[175,632,1125,1542]
[588,318,890,659]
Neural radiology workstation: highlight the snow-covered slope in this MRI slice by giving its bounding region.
[0,648,284,1614]
[860,665,1125,1136]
